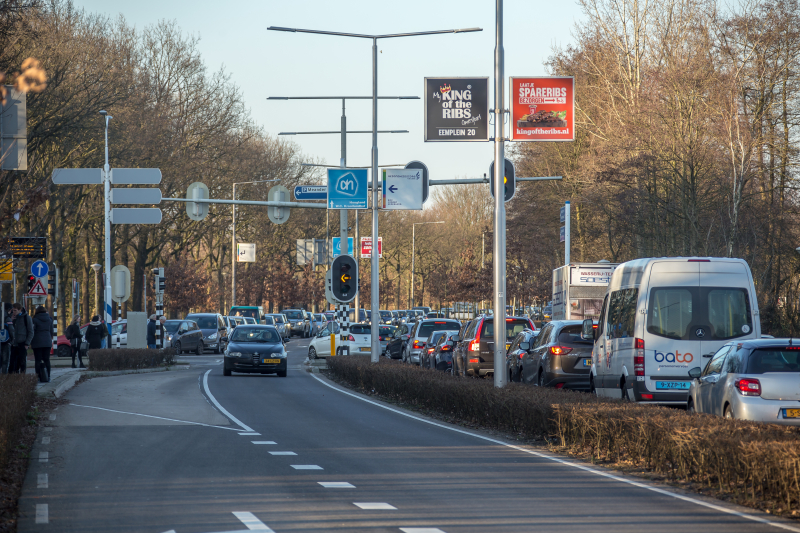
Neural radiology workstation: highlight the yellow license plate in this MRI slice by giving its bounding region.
[262,359,281,364]
[785,409,800,419]
[360,347,370,352]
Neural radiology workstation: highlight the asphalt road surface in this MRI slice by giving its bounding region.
[16,338,800,532]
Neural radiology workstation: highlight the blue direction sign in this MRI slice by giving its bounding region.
[327,169,368,209]
[294,185,327,200]
[31,260,49,278]
[331,237,354,257]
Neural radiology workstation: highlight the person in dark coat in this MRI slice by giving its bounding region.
[147,314,157,349]
[9,303,33,374]
[84,316,107,350]
[65,315,83,368]
[0,303,15,374]
[31,306,53,383]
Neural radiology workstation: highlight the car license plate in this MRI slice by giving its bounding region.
[583,359,592,367]
[262,359,281,364]
[656,381,690,390]
[360,347,370,352]
[783,408,800,419]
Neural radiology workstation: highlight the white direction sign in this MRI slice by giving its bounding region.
[382,169,423,210]
[51,168,102,185]
[110,188,162,204]
[110,168,162,185]
[110,208,162,224]
[237,243,256,262]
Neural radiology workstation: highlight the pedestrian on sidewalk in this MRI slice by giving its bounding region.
[9,303,32,374]
[147,314,157,349]
[66,315,84,368]
[85,316,107,350]
[31,305,53,383]
[0,303,15,374]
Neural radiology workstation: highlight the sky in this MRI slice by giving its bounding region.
[73,0,586,186]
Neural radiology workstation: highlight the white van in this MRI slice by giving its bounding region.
[582,257,760,405]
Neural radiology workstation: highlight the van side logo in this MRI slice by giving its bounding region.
[655,350,694,363]
[695,328,705,338]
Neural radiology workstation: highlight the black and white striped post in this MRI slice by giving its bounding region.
[154,267,164,349]
[337,304,349,356]
[49,265,58,354]
[116,300,122,349]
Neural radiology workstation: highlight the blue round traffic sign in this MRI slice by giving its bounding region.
[31,260,49,278]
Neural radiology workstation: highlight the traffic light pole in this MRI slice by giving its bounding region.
[492,0,507,388]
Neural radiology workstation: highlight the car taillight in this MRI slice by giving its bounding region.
[736,378,761,396]
[555,383,565,389]
[348,334,355,341]
[550,345,573,356]
[634,338,645,377]
[469,358,479,363]
[413,340,422,349]
[428,348,434,353]
[441,345,451,352]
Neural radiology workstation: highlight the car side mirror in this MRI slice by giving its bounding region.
[581,319,596,341]
[221,336,228,343]
[519,342,530,350]
[688,367,702,379]
[451,334,461,342]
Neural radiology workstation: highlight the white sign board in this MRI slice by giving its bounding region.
[51,168,102,185]
[569,265,616,286]
[110,208,162,224]
[382,169,423,210]
[110,168,162,185]
[110,188,162,204]
[237,243,255,262]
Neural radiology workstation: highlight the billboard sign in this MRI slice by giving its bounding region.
[510,76,575,141]
[360,237,382,258]
[424,77,489,142]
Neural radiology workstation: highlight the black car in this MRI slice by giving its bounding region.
[453,315,535,377]
[385,323,411,359]
[223,325,287,377]
[506,329,540,382]
[430,331,458,372]
[520,320,592,389]
[420,330,450,369]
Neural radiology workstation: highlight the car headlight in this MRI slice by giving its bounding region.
[226,351,243,358]
[165,334,173,341]
[208,332,218,340]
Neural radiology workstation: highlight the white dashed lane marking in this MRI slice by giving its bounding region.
[39,452,48,463]
[37,473,48,489]
[353,502,397,510]
[251,441,276,445]
[239,432,260,436]
[318,482,355,488]
[268,451,296,456]
[400,529,446,533]
[291,465,323,470]
[41,436,50,445]
[232,511,274,532]
[35,504,48,524]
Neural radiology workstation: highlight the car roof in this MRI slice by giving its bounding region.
[736,338,799,349]
[186,313,218,317]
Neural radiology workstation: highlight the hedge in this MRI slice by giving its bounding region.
[87,348,176,371]
[0,374,37,469]
[327,356,800,515]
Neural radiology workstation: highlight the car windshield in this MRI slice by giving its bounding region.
[271,315,285,323]
[380,326,396,336]
[380,311,392,318]
[482,319,533,339]
[230,308,259,319]
[112,323,126,334]
[164,321,181,333]
[262,317,274,325]
[284,311,303,320]
[230,327,281,343]
[746,349,800,373]
[417,321,461,338]
[350,324,370,334]
[190,316,217,329]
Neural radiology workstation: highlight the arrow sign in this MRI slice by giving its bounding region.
[51,168,102,185]
[110,168,162,185]
[388,185,398,193]
[110,188,162,204]
[28,277,47,296]
[31,260,49,278]
[294,185,327,200]
[110,208,162,224]
[382,169,423,210]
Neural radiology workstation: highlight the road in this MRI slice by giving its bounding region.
[16,338,800,532]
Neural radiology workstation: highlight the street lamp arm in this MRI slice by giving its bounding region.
[377,28,483,39]
[268,96,419,100]
[267,26,483,40]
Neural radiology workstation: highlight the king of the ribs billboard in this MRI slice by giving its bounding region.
[424,77,489,142]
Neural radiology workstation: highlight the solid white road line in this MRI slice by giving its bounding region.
[203,370,255,432]
[400,529,446,533]
[354,502,397,510]
[38,452,48,463]
[35,504,48,524]
[318,482,355,488]
[69,404,240,432]
[232,511,274,532]
[251,441,277,445]
[41,436,50,445]
[268,451,296,455]
[310,373,800,533]
[37,473,48,489]
[290,465,323,470]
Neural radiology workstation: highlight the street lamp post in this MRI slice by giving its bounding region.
[91,263,101,317]
[99,110,112,333]
[231,179,278,308]
[411,221,444,309]
[268,24,481,364]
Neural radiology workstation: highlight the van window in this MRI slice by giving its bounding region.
[647,287,752,341]
[597,294,608,337]
[607,288,638,339]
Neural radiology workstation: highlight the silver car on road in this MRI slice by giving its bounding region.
[687,338,800,425]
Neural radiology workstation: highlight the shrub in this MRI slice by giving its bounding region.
[328,356,800,513]
[87,348,176,371]
[0,374,37,469]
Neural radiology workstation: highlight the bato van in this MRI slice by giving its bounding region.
[581,257,759,405]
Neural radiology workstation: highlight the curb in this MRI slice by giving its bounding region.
[36,365,184,398]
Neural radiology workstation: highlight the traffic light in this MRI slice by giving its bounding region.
[489,158,516,202]
[331,255,357,303]
[47,273,55,295]
[27,275,35,292]
[153,267,165,293]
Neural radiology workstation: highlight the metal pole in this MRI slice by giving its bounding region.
[103,115,112,335]
[492,0,507,388]
[411,224,416,308]
[232,183,236,308]
[339,100,348,286]
[370,37,380,363]
[565,200,571,265]
[143,273,147,315]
